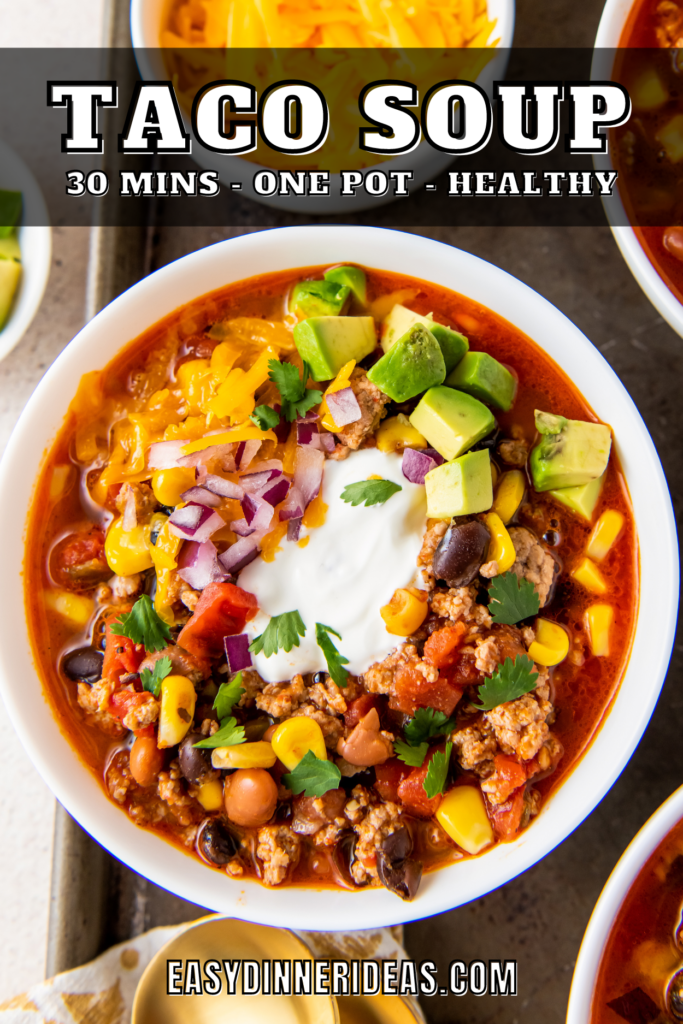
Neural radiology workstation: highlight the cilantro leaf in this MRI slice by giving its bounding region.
[282,750,342,797]
[340,479,402,507]
[140,655,172,697]
[268,359,321,422]
[488,572,540,625]
[395,739,428,767]
[474,654,539,711]
[193,717,246,749]
[249,611,306,657]
[315,622,349,688]
[404,707,457,747]
[110,595,172,653]
[249,405,280,431]
[214,672,245,721]
[423,742,452,800]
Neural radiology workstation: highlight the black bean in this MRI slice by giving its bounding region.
[178,733,212,784]
[381,826,413,863]
[313,672,328,685]
[333,830,368,887]
[243,716,274,742]
[376,852,423,900]
[433,518,491,587]
[339,767,375,794]
[61,646,104,684]
[198,819,238,865]
[669,970,683,1021]
[470,427,501,452]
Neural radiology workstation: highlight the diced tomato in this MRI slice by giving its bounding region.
[102,616,145,682]
[446,650,482,688]
[51,526,110,591]
[490,787,526,840]
[488,753,528,804]
[133,723,156,739]
[345,693,383,729]
[177,581,258,659]
[109,689,150,723]
[423,622,466,669]
[397,751,444,817]
[390,663,463,717]
[374,758,411,802]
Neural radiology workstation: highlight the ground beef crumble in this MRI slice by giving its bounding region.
[256,825,301,885]
[334,368,390,450]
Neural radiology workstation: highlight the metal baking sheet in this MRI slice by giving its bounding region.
[45,0,683,1018]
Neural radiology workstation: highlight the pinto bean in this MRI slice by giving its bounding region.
[336,708,393,767]
[129,736,164,787]
[224,769,278,827]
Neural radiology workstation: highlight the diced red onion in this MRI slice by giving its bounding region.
[177,540,229,590]
[122,487,137,532]
[402,447,443,485]
[224,633,252,672]
[287,517,302,541]
[297,421,318,446]
[230,518,256,537]
[423,447,445,466]
[219,535,260,573]
[168,502,224,542]
[294,446,325,509]
[298,410,319,424]
[261,476,290,507]
[326,387,362,427]
[241,470,277,494]
[236,439,261,469]
[177,443,235,471]
[242,494,274,532]
[203,474,244,500]
[279,484,304,521]
[147,438,190,470]
[196,465,208,485]
[314,432,336,453]
[273,406,290,444]
[180,486,222,507]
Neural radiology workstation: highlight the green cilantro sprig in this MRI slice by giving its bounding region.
[249,611,306,657]
[249,405,280,431]
[475,654,539,711]
[282,750,342,797]
[488,572,540,625]
[423,742,452,800]
[340,479,402,507]
[110,595,172,653]
[315,623,349,688]
[268,359,321,422]
[213,672,245,720]
[140,655,172,697]
[194,718,246,749]
[394,739,429,767]
[404,707,458,746]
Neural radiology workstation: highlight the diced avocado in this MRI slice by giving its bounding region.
[0,257,22,329]
[367,323,446,402]
[381,303,468,373]
[0,190,22,240]
[530,409,612,491]
[409,386,496,461]
[446,351,516,412]
[293,315,376,381]
[0,231,21,261]
[324,265,367,305]
[290,280,351,318]
[549,471,606,522]
[425,449,493,519]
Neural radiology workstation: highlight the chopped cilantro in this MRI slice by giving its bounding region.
[395,739,428,767]
[268,359,321,422]
[340,479,402,507]
[423,742,452,800]
[250,405,280,431]
[214,672,245,721]
[404,707,457,747]
[474,654,539,711]
[488,572,540,625]
[110,595,172,653]
[282,749,342,797]
[139,655,172,697]
[315,623,349,688]
[194,717,246,749]
[249,610,307,657]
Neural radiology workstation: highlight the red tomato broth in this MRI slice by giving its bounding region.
[24,264,638,888]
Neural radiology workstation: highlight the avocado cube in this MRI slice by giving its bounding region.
[293,316,376,381]
[530,409,612,491]
[290,280,351,318]
[446,351,516,412]
[324,265,367,305]
[0,189,22,240]
[409,386,496,461]
[425,449,493,519]
[381,304,468,373]
[549,471,606,522]
[366,323,446,402]
[0,257,22,329]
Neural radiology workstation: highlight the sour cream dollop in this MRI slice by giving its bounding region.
[238,448,427,683]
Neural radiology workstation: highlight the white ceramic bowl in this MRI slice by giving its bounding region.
[568,784,683,1023]
[0,226,676,929]
[0,141,52,363]
[129,0,514,214]
[593,2,683,337]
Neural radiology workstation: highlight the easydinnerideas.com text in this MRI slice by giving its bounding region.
[166,958,518,997]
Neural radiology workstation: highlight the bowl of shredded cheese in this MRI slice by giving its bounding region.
[130,0,514,212]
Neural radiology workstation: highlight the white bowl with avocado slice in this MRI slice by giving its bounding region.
[0,141,52,363]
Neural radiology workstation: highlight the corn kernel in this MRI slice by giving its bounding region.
[571,556,607,594]
[528,618,569,667]
[482,512,516,573]
[211,741,277,770]
[436,786,494,855]
[271,717,327,770]
[657,114,683,163]
[376,414,427,454]
[104,518,153,575]
[320,359,356,431]
[158,675,197,748]
[195,779,224,811]
[44,589,94,627]
[492,470,525,525]
[380,587,429,636]
[585,604,614,657]
[151,466,196,507]
[632,68,669,111]
[154,567,176,626]
[586,510,625,562]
